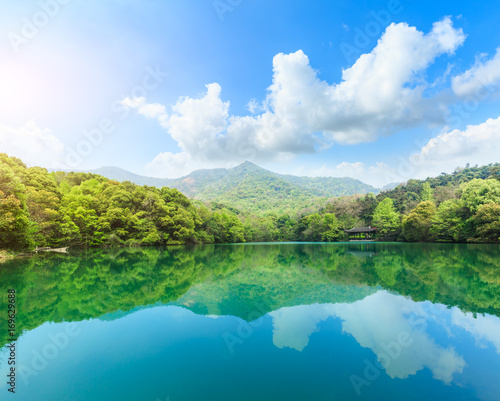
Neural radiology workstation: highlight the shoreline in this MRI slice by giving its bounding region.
[1,239,498,262]
[0,250,16,263]
[0,250,36,263]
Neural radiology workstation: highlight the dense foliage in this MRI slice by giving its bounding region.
[2,153,500,251]
[0,153,213,250]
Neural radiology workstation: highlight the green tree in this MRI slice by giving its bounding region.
[402,201,436,242]
[0,159,34,250]
[470,203,500,242]
[321,213,343,242]
[372,198,400,238]
[420,182,435,203]
[430,199,466,242]
[301,213,323,241]
[461,179,500,213]
[206,209,245,243]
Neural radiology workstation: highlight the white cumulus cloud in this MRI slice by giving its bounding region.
[120,18,468,178]
[413,115,500,180]
[120,96,169,128]
[452,48,500,97]
[303,114,500,187]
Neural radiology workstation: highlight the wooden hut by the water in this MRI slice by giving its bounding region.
[344,226,377,241]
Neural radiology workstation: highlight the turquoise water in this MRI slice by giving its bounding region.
[1,243,499,400]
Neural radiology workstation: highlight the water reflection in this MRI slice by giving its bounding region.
[270,293,467,382]
[0,243,499,400]
[452,310,500,355]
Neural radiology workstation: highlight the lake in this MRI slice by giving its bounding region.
[1,242,499,400]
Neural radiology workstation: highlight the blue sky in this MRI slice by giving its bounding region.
[1,0,500,187]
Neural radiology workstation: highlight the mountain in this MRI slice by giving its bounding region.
[89,166,173,187]
[381,182,401,191]
[277,173,380,197]
[174,263,376,321]
[62,161,379,214]
[182,162,379,213]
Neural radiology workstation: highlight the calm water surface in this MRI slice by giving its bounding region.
[1,243,499,400]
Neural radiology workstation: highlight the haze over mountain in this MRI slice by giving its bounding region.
[67,161,380,213]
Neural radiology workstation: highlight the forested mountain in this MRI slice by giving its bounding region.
[277,173,378,197]
[181,161,334,213]
[74,161,379,214]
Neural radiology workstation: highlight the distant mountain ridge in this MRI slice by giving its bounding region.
[55,161,380,213]
[89,166,173,187]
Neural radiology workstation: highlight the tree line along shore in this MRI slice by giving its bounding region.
[1,152,500,252]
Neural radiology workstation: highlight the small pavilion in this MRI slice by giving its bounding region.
[344,226,377,241]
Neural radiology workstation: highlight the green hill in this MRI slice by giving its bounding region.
[77,161,378,214]
[378,162,500,214]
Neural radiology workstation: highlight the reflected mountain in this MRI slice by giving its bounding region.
[174,260,377,320]
[1,243,499,349]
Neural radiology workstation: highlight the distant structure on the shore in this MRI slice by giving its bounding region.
[344,227,377,242]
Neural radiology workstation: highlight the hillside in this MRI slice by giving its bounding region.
[378,163,500,214]
[278,173,379,197]
[78,161,379,214]
[187,162,320,213]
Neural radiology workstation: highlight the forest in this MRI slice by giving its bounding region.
[1,152,500,251]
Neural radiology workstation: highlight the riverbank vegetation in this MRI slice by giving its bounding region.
[1,152,500,251]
